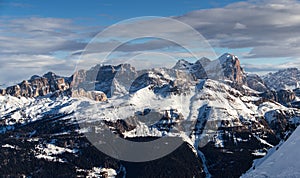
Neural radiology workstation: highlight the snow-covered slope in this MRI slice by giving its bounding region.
[1,76,299,177]
[243,126,300,178]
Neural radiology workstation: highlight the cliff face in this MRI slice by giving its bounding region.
[219,53,246,85]
[0,72,70,98]
[0,73,109,102]
[173,53,246,86]
[276,89,296,105]
[0,54,255,101]
[246,74,268,92]
[0,64,137,101]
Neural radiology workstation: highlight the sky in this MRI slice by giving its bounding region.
[1,0,300,86]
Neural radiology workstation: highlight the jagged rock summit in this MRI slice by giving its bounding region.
[0,53,247,100]
[264,68,300,90]
[0,72,70,98]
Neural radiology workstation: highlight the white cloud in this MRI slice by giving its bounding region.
[2,0,300,84]
[0,54,77,85]
[234,23,247,30]
[0,17,95,85]
[0,17,91,55]
[175,0,300,59]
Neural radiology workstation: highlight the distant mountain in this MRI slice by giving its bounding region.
[263,68,300,91]
[0,71,71,98]
[173,53,246,84]
[0,53,300,177]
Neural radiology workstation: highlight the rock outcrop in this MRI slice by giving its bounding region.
[246,74,269,92]
[0,72,70,98]
[276,89,296,105]
[0,72,108,102]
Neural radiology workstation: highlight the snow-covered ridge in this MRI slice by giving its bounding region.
[243,126,300,178]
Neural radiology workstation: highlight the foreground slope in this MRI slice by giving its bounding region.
[243,126,300,178]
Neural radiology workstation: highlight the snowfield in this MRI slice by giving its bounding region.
[242,126,300,178]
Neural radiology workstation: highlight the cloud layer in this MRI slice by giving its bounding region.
[1,0,300,85]
[0,17,90,85]
[176,0,300,59]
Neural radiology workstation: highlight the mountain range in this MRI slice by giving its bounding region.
[0,53,299,177]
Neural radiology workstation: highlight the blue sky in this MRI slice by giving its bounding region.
[1,0,300,85]
[0,0,239,23]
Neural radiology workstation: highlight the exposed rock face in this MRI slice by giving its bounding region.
[0,53,295,106]
[0,88,6,95]
[70,70,87,89]
[246,74,269,92]
[263,68,300,90]
[276,89,296,105]
[172,53,246,85]
[192,57,211,79]
[6,85,21,97]
[264,110,294,139]
[173,59,194,71]
[19,80,33,97]
[173,57,214,80]
[0,67,116,102]
[259,90,277,101]
[71,64,138,97]
[219,53,246,85]
[104,119,136,136]
[43,72,70,92]
[0,72,70,98]
[129,71,173,94]
[259,89,296,106]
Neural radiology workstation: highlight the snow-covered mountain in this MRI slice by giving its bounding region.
[0,53,300,177]
[263,68,300,91]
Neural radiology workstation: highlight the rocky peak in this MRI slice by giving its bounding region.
[279,68,298,73]
[263,68,300,90]
[43,71,57,79]
[172,58,208,79]
[30,75,41,80]
[70,63,138,98]
[195,57,211,67]
[173,59,193,70]
[171,53,246,84]
[218,53,245,85]
[0,72,70,98]
[43,71,70,92]
[218,53,238,63]
[70,69,87,88]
